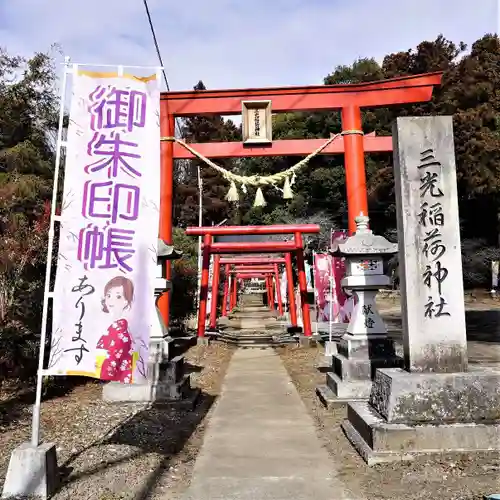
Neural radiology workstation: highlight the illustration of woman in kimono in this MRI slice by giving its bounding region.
[96,276,135,383]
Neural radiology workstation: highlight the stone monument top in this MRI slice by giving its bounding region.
[331,213,398,256]
[157,238,183,261]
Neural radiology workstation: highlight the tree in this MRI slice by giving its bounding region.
[234,34,500,287]
[174,81,240,227]
[0,49,59,380]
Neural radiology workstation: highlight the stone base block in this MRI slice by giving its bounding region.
[324,341,338,357]
[338,334,396,360]
[333,353,403,382]
[326,372,372,399]
[316,384,366,409]
[343,402,500,465]
[103,374,191,403]
[2,442,59,499]
[369,368,500,424]
[330,323,348,336]
[197,337,210,346]
[298,335,317,348]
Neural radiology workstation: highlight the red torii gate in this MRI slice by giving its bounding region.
[227,265,283,315]
[159,72,443,326]
[219,257,290,319]
[185,224,320,340]
[230,268,276,311]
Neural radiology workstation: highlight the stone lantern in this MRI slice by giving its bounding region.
[317,214,403,405]
[153,239,182,339]
[103,239,198,404]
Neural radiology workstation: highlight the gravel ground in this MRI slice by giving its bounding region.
[0,342,235,500]
[277,298,500,500]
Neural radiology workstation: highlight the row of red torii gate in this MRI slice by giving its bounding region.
[187,224,320,338]
[156,72,443,334]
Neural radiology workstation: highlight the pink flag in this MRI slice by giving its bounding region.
[313,254,336,322]
[331,230,354,323]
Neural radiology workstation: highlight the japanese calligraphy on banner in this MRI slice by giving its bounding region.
[48,69,161,384]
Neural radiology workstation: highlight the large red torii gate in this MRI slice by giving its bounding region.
[185,224,320,340]
[159,72,443,326]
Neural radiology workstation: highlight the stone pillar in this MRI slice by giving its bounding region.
[316,215,402,407]
[394,117,467,372]
[342,116,500,464]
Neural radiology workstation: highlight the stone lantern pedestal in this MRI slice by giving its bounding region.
[317,215,403,406]
[102,240,199,406]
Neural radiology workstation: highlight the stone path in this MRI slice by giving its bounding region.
[182,348,358,500]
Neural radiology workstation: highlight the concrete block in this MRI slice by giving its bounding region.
[316,384,366,409]
[324,333,402,402]
[337,334,396,360]
[369,368,500,424]
[103,351,195,404]
[342,401,500,465]
[2,442,58,499]
[324,340,338,357]
[164,354,184,385]
[326,372,372,400]
[298,336,316,348]
[197,337,210,346]
[103,374,192,402]
[333,353,403,381]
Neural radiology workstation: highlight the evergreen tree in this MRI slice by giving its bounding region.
[174,81,240,227]
[0,50,58,380]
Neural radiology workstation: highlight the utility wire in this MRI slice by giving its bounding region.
[142,0,183,138]
[142,0,170,91]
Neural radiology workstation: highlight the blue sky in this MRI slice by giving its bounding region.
[0,0,497,91]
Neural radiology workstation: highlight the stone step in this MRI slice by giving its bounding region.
[229,317,278,324]
[225,319,282,327]
[224,326,284,334]
[218,333,275,348]
[342,401,500,465]
[231,322,282,329]
[231,311,277,316]
[222,330,278,337]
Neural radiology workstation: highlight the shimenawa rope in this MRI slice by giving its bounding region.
[161,129,363,206]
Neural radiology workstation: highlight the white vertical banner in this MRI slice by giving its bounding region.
[48,68,161,384]
[280,269,287,305]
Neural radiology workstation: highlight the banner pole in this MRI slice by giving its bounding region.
[328,258,334,345]
[312,252,318,336]
[328,228,334,343]
[31,57,72,447]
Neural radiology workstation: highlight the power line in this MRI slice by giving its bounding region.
[142,0,171,91]
[142,0,184,138]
